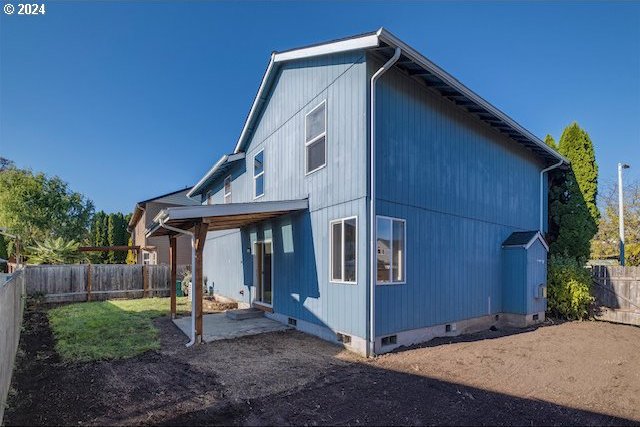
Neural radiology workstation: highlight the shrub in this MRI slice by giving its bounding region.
[547,255,594,320]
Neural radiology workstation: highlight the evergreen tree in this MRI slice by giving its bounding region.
[546,122,599,261]
[558,122,599,225]
[544,134,557,150]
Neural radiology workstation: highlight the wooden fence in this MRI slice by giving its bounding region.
[24,264,189,303]
[1,270,25,424]
[592,265,640,326]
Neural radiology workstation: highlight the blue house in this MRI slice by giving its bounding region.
[147,29,568,355]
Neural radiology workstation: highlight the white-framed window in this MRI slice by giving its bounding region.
[142,250,156,265]
[253,149,264,199]
[305,100,327,175]
[224,175,232,204]
[376,216,406,284]
[330,216,357,284]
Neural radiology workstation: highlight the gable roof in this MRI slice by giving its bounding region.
[127,187,200,231]
[502,231,549,251]
[232,28,568,166]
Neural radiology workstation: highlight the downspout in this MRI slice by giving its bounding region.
[158,218,197,347]
[539,159,564,232]
[369,47,401,357]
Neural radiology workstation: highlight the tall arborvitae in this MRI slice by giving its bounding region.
[558,122,599,225]
[547,122,599,261]
[544,134,557,150]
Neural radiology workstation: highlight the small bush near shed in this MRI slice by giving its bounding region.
[547,255,594,320]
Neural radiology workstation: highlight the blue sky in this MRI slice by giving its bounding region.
[1,1,638,213]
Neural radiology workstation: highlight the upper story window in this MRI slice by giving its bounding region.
[224,175,232,204]
[330,216,357,284]
[376,216,406,284]
[254,149,264,199]
[305,100,327,175]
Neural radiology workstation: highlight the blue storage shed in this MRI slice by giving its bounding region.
[502,231,549,323]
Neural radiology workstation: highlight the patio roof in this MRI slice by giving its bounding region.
[146,199,309,237]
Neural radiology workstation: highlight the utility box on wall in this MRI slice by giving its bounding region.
[501,231,549,316]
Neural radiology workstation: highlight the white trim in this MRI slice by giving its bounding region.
[525,232,549,251]
[234,55,276,154]
[375,215,406,285]
[329,216,358,285]
[223,175,232,204]
[148,199,309,234]
[254,239,274,306]
[187,152,246,199]
[376,28,568,165]
[232,28,567,166]
[253,149,265,199]
[304,100,328,176]
[273,33,380,63]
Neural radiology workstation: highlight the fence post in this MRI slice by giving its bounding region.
[86,264,92,302]
[143,265,149,298]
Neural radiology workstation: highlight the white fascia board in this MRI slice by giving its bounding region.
[233,56,276,154]
[164,199,309,221]
[187,154,229,198]
[187,153,246,199]
[273,34,379,63]
[525,232,549,252]
[233,33,379,155]
[377,29,569,165]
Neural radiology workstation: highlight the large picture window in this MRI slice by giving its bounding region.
[376,216,406,284]
[224,175,232,204]
[253,149,264,199]
[330,216,357,283]
[305,100,326,174]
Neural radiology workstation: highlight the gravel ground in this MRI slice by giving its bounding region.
[5,302,640,426]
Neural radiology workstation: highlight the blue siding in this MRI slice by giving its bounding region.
[203,230,248,305]
[526,239,548,314]
[371,55,547,335]
[502,248,527,314]
[202,51,369,339]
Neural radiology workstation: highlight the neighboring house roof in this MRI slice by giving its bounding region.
[502,231,549,251]
[127,188,200,232]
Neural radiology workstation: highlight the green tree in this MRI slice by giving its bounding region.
[547,123,599,261]
[25,237,85,265]
[591,180,640,266]
[544,134,557,150]
[558,123,599,225]
[0,168,94,256]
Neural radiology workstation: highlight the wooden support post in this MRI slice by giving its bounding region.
[86,264,92,302]
[194,221,208,343]
[169,236,177,319]
[142,265,149,298]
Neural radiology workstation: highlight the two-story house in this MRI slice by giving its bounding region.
[147,28,568,355]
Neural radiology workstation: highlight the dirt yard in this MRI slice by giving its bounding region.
[5,302,640,426]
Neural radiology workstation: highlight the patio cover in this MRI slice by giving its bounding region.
[143,198,308,344]
[146,199,309,237]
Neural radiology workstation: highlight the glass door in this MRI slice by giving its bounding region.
[254,241,273,306]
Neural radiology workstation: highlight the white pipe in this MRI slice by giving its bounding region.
[369,47,401,357]
[539,159,564,233]
[618,163,629,266]
[158,219,197,347]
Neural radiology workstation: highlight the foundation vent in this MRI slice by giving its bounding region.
[532,314,539,321]
[288,317,297,327]
[381,335,397,347]
[445,323,456,333]
[336,332,351,345]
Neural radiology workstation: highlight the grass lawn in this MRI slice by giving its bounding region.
[48,297,195,362]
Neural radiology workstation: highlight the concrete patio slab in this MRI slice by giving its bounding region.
[172,313,291,342]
